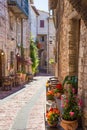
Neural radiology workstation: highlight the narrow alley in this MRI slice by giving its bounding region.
[0,0,87,129]
[0,75,49,130]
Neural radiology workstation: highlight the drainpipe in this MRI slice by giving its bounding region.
[47,16,49,74]
[21,18,24,71]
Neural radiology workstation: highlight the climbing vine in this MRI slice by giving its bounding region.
[30,37,39,74]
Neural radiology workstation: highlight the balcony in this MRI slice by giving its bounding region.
[7,0,28,18]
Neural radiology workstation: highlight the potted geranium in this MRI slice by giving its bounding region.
[54,83,64,99]
[46,107,60,127]
[46,90,54,100]
[60,88,82,130]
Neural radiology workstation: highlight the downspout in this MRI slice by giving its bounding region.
[36,15,38,39]
[16,17,18,71]
[21,18,24,71]
[57,0,60,77]
[47,16,49,74]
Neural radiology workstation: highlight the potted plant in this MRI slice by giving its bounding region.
[46,90,54,100]
[46,80,50,87]
[46,80,50,92]
[54,83,64,99]
[60,88,82,130]
[46,107,60,127]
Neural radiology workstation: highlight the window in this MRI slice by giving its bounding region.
[49,41,52,44]
[40,20,44,28]
[49,10,53,16]
[10,16,14,31]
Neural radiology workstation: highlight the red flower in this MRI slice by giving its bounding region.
[49,108,53,111]
[56,83,62,90]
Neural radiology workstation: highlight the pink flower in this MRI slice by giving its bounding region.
[69,111,74,117]
[61,104,64,108]
[72,88,76,94]
[65,99,68,103]
[78,99,83,107]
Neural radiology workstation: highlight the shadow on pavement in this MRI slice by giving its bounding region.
[0,72,52,100]
[0,85,26,99]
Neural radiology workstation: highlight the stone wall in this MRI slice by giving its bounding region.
[0,0,30,76]
[0,0,17,75]
[55,0,87,128]
[78,20,87,130]
[56,0,72,80]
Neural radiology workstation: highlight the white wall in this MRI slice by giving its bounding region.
[30,7,38,41]
[37,10,49,35]
[48,17,56,75]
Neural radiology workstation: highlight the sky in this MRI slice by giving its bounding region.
[34,0,48,12]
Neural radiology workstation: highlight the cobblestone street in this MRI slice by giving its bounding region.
[0,75,49,130]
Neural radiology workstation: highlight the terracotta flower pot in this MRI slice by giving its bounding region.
[60,119,78,130]
[47,121,57,127]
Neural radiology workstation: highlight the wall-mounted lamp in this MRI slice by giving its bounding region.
[1,51,4,56]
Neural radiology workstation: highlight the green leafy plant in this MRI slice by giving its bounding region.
[49,58,55,64]
[30,37,39,74]
[62,76,78,93]
[61,88,82,121]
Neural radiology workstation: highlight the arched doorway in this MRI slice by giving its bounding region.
[0,50,5,86]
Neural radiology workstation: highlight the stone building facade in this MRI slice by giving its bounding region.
[48,15,56,75]
[37,10,49,72]
[37,10,56,74]
[30,5,39,42]
[49,0,87,129]
[0,0,31,80]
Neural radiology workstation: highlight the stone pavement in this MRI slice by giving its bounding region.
[0,75,50,130]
